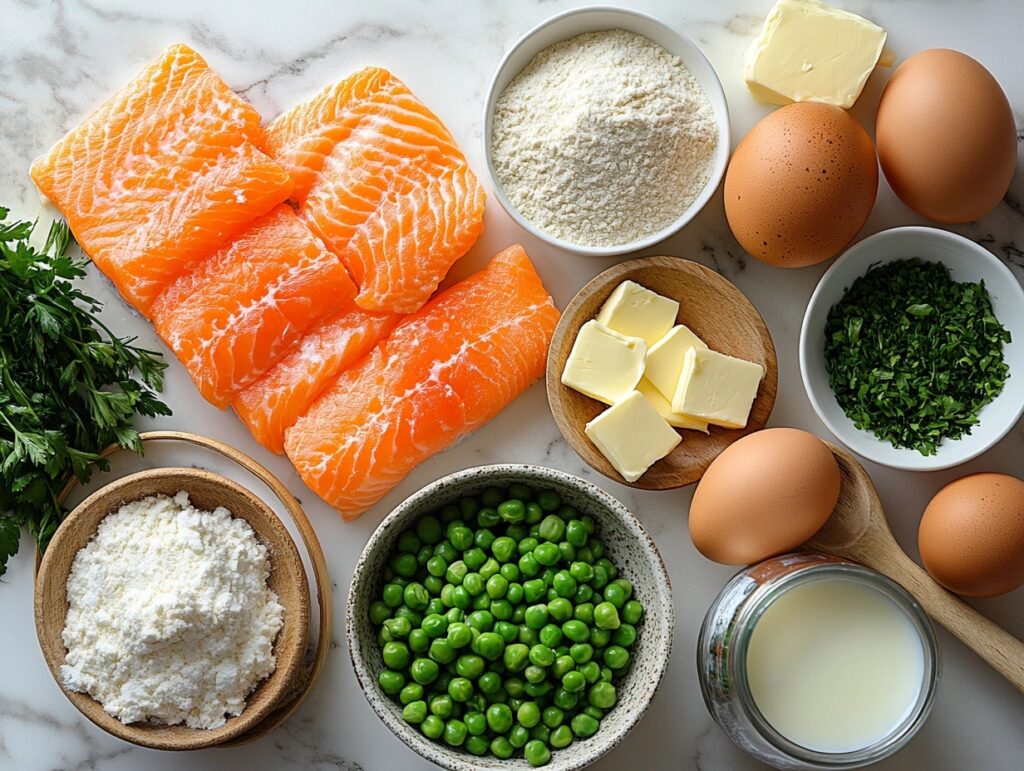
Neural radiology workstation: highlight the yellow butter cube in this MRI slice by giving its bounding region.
[561,321,646,406]
[672,348,764,429]
[585,391,681,483]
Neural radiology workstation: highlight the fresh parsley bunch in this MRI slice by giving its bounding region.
[0,208,171,577]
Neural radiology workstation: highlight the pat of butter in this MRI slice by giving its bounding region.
[596,280,679,345]
[585,391,682,483]
[636,378,709,433]
[645,325,708,401]
[672,348,765,429]
[561,321,647,405]
[744,0,887,110]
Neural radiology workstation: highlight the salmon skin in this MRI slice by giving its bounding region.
[29,43,293,315]
[284,245,560,520]
[151,205,356,408]
[233,306,401,454]
[265,67,486,315]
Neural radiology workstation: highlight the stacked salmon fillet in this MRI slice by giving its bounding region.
[31,44,559,519]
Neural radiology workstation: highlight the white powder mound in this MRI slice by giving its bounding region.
[61,491,285,730]
[491,29,719,247]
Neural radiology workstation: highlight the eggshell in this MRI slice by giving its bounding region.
[918,473,1024,597]
[876,49,1016,224]
[689,428,841,565]
[724,102,878,268]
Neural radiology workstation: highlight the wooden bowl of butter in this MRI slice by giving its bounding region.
[34,467,309,750]
[546,256,778,489]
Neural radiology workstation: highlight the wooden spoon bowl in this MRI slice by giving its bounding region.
[809,443,1024,695]
[546,256,778,489]
[34,468,310,750]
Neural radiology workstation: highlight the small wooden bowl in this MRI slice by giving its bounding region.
[546,256,778,489]
[35,467,310,751]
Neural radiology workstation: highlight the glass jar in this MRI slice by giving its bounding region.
[697,552,939,770]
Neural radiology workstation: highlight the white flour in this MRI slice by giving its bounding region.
[491,29,719,247]
[61,491,285,729]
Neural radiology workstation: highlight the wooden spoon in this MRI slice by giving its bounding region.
[808,442,1024,695]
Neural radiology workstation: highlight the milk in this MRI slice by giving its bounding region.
[745,575,926,754]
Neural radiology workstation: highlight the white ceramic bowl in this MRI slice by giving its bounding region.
[800,227,1024,471]
[482,6,730,257]
[347,464,674,771]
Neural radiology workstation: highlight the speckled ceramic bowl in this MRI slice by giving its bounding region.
[347,464,674,771]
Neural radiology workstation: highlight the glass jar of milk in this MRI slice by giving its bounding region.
[697,552,939,770]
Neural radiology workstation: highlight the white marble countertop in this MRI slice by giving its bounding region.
[1,1,1022,769]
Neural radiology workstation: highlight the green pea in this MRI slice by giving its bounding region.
[519,553,540,578]
[429,638,456,664]
[473,670,499,695]
[509,724,530,748]
[439,504,461,523]
[378,669,405,695]
[550,723,574,749]
[481,486,505,508]
[552,570,577,599]
[472,592,490,611]
[435,672,454,695]
[403,582,429,611]
[490,536,516,563]
[571,712,600,738]
[580,661,601,684]
[584,705,604,720]
[565,520,588,547]
[448,525,473,551]
[604,645,630,670]
[474,632,505,661]
[591,565,609,590]
[524,680,552,699]
[507,524,528,541]
[573,602,594,625]
[521,578,545,604]
[539,623,563,648]
[562,620,589,644]
[524,604,549,630]
[382,641,410,669]
[491,735,515,759]
[506,676,526,698]
[465,734,489,756]
[548,597,573,622]
[410,657,439,684]
[603,581,627,609]
[485,702,514,733]
[507,483,532,501]
[499,562,520,583]
[600,666,614,683]
[576,545,595,564]
[443,717,467,746]
[421,714,444,739]
[399,682,424,705]
[424,580,444,600]
[505,581,524,606]
[449,653,481,679]
[552,654,575,679]
[397,529,421,554]
[421,613,448,639]
[382,582,404,608]
[403,700,427,724]
[562,670,586,693]
[594,601,621,630]
[394,606,422,626]
[479,557,499,580]
[467,610,494,632]
[416,515,442,544]
[529,644,555,668]
[622,599,643,624]
[589,627,611,649]
[533,542,560,566]
[538,514,566,543]
[504,642,530,672]
[445,560,467,585]
[459,497,479,519]
[451,585,471,609]
[524,739,551,767]
[569,561,594,582]
[369,601,391,625]
[498,499,526,523]
[408,627,430,653]
[462,572,484,597]
[384,616,411,639]
[574,584,594,605]
[525,502,544,525]
[448,677,473,703]
[612,623,637,648]
[478,507,502,528]
[517,701,541,728]
[537,490,561,512]
[464,710,487,736]
[416,544,433,567]
[435,539,458,561]
[569,643,593,664]
[518,536,540,556]
[445,605,466,624]
[495,620,518,643]
[553,687,578,710]
[558,541,576,563]
[589,681,617,709]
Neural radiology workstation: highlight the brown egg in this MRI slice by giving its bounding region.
[918,473,1024,597]
[877,49,1016,224]
[689,428,841,565]
[724,102,878,268]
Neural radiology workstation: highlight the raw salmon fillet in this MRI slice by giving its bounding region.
[265,67,485,314]
[29,43,293,314]
[284,244,560,519]
[233,306,401,453]
[151,206,356,408]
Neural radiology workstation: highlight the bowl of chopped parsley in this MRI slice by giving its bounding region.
[800,227,1024,471]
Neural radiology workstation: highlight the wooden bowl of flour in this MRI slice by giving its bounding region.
[34,467,309,751]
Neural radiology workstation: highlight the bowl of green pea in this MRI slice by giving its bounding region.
[346,464,674,770]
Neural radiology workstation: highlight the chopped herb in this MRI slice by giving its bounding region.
[0,208,171,577]
[823,258,1011,456]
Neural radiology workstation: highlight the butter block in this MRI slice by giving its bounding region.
[672,348,765,429]
[744,0,887,110]
[637,378,710,433]
[644,324,708,401]
[595,280,679,345]
[585,391,681,483]
[561,320,647,405]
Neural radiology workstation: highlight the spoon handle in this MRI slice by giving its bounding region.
[867,546,1024,695]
